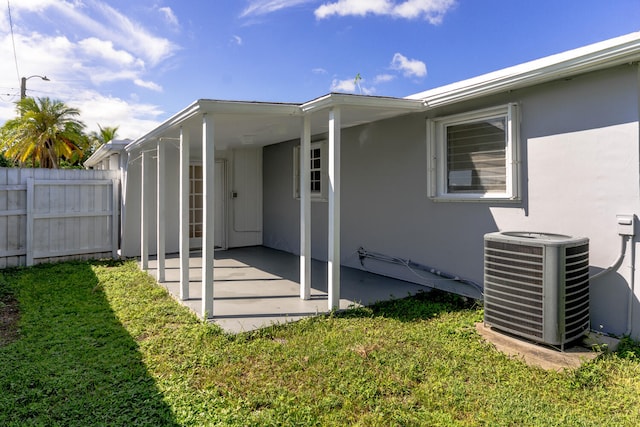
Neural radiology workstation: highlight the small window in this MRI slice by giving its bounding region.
[427,104,520,201]
[293,141,328,201]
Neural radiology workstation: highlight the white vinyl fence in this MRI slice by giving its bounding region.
[0,168,120,268]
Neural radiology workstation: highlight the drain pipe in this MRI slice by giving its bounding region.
[356,247,484,297]
[626,241,636,336]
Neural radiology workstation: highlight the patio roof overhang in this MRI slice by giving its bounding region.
[129,92,425,321]
[125,93,425,153]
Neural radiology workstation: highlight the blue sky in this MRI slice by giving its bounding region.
[1,0,639,139]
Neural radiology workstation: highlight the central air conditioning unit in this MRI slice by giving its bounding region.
[483,232,590,349]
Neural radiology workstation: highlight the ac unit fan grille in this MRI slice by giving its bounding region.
[484,240,545,339]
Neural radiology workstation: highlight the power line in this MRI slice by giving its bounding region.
[7,0,21,86]
[0,93,19,103]
[0,86,19,102]
[21,88,54,97]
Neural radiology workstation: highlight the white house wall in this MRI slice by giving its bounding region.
[121,147,155,256]
[262,64,640,339]
[121,145,263,257]
[490,65,640,338]
[263,140,329,257]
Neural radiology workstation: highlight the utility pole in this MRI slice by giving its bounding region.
[20,75,49,99]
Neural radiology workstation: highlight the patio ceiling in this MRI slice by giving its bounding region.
[126,93,425,152]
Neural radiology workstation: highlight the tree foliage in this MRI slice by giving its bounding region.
[86,124,119,158]
[0,97,88,169]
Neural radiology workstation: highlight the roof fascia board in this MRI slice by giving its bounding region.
[197,99,302,116]
[84,145,111,168]
[84,140,129,168]
[408,31,640,108]
[126,100,201,152]
[301,93,424,113]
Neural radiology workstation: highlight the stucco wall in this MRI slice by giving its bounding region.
[121,145,263,257]
[263,64,640,338]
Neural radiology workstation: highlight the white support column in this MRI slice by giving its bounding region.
[328,107,341,310]
[202,113,215,319]
[300,115,312,300]
[140,149,150,270]
[156,140,166,282]
[179,127,190,300]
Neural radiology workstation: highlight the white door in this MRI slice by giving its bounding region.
[189,161,225,249]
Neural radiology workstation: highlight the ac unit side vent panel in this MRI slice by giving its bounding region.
[483,232,590,348]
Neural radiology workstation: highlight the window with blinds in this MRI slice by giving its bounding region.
[446,117,506,193]
[427,104,520,201]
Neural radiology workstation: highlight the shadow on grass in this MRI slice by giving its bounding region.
[335,289,479,322]
[0,261,179,426]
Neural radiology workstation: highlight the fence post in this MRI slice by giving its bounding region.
[111,179,119,259]
[26,178,34,266]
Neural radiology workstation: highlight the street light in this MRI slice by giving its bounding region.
[20,75,50,99]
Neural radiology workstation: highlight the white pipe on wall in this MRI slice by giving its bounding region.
[590,235,628,281]
[625,239,635,336]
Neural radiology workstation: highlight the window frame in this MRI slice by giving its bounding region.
[426,104,521,202]
[293,140,328,202]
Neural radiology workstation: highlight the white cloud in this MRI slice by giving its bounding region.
[374,73,395,83]
[232,35,243,46]
[316,0,389,18]
[330,76,375,94]
[331,77,356,93]
[72,91,165,139]
[0,1,176,139]
[5,0,54,13]
[9,0,178,67]
[241,0,316,17]
[85,69,140,85]
[0,30,160,88]
[158,7,179,28]
[78,38,144,69]
[312,67,328,74]
[0,103,17,124]
[315,0,456,23]
[134,79,163,92]
[390,53,427,77]
[91,2,178,66]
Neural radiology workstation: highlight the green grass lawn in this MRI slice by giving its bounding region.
[1,260,640,426]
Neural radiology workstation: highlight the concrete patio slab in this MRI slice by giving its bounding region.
[145,246,429,333]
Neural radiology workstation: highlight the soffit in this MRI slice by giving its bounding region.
[126,94,424,152]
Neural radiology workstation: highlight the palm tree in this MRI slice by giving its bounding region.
[96,124,119,144]
[0,97,86,169]
[87,124,119,157]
